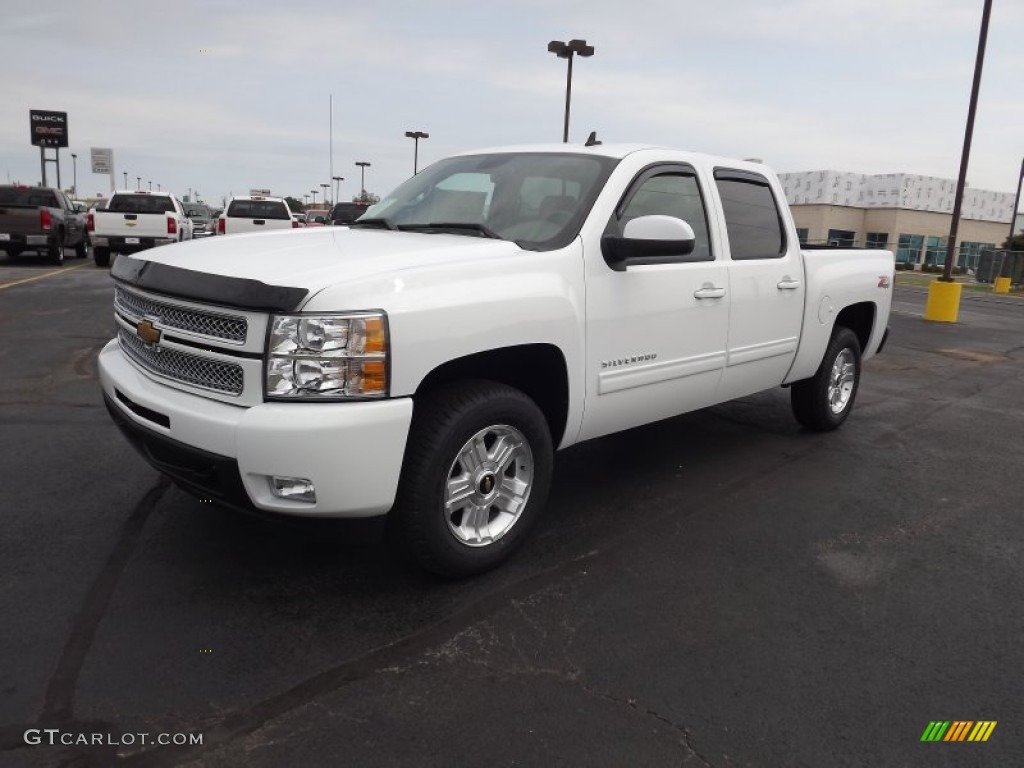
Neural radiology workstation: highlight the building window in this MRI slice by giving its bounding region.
[896,234,923,264]
[796,227,809,245]
[866,232,888,249]
[924,236,948,266]
[957,241,996,271]
[827,229,856,247]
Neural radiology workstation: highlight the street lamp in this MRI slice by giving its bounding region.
[404,131,429,175]
[148,180,152,191]
[355,161,371,198]
[303,194,309,207]
[136,176,141,191]
[123,172,127,189]
[332,176,344,204]
[547,38,595,143]
[310,189,318,206]
[70,153,77,197]
[320,182,330,206]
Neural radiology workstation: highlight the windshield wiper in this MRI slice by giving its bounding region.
[350,217,397,230]
[397,222,502,239]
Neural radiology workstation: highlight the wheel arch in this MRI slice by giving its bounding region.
[834,301,876,352]
[413,344,570,447]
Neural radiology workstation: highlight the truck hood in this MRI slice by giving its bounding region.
[133,227,524,296]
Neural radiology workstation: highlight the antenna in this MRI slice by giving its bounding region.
[584,131,602,147]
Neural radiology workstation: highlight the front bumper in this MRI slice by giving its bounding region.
[98,340,413,517]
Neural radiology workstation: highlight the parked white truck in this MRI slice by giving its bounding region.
[88,190,193,267]
[99,144,893,575]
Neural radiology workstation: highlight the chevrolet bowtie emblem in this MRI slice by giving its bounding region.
[126,221,137,227]
[136,319,161,345]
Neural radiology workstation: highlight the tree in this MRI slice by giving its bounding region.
[353,191,379,204]
[1001,233,1024,251]
[284,195,305,213]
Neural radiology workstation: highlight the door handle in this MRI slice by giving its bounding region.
[693,284,726,299]
[777,277,801,290]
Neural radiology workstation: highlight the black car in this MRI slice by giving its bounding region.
[328,202,370,225]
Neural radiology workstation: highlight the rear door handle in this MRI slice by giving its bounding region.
[777,277,801,290]
[693,284,726,299]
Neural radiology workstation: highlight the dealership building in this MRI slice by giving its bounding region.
[779,171,1017,268]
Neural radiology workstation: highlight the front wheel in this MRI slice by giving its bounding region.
[791,327,861,431]
[392,380,553,577]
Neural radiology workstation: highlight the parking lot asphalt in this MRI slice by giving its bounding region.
[1,259,1022,767]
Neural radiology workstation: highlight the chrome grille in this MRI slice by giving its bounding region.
[115,286,247,343]
[118,327,244,396]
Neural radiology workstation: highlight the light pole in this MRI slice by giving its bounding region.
[310,189,318,207]
[547,39,595,143]
[303,194,309,208]
[70,153,77,197]
[136,176,141,191]
[332,176,344,204]
[355,161,370,199]
[404,131,429,174]
[320,182,330,206]
[157,183,161,192]
[1008,157,1023,244]
[148,180,152,191]
[123,172,127,189]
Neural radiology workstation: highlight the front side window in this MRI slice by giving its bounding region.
[606,169,713,262]
[714,171,786,260]
[362,152,618,251]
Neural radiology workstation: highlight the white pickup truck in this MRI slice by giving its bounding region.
[98,144,893,575]
[217,195,297,236]
[88,190,192,267]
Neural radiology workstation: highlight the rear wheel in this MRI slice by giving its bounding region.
[93,247,110,268]
[791,326,861,431]
[391,380,553,577]
[48,232,65,266]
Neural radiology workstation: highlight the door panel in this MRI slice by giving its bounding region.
[580,166,729,442]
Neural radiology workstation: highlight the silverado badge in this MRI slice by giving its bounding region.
[136,319,161,345]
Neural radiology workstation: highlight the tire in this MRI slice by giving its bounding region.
[93,247,110,268]
[392,380,554,577]
[74,238,88,259]
[4,247,23,260]
[48,231,65,266]
[791,326,861,432]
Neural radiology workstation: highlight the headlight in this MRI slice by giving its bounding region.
[265,312,388,399]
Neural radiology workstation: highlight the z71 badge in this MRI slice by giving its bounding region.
[878,275,891,289]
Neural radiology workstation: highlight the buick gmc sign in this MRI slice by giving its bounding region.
[30,110,68,148]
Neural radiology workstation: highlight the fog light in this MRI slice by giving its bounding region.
[269,476,316,502]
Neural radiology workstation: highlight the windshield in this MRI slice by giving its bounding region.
[362,152,618,250]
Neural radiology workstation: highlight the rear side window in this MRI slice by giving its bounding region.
[227,200,289,220]
[108,195,176,214]
[714,170,786,260]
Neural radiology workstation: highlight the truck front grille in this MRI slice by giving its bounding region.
[115,285,247,343]
[117,327,244,396]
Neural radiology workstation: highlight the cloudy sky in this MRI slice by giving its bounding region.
[2,0,1021,208]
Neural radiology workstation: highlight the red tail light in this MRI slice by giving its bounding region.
[292,219,299,228]
[217,217,225,234]
[167,216,177,235]
[40,208,52,231]
[86,212,95,232]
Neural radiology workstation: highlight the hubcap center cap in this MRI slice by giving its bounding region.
[478,473,496,496]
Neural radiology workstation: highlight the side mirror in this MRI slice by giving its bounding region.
[601,215,697,271]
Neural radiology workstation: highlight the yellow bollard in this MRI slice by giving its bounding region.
[924,280,963,323]
[993,277,1011,294]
